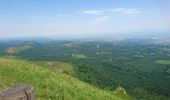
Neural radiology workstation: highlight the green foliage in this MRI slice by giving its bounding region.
[1,40,170,100]
[6,45,32,54]
[71,54,87,58]
[0,58,127,100]
[132,55,144,58]
[35,61,76,76]
[155,60,170,65]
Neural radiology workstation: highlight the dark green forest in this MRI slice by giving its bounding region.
[1,39,170,100]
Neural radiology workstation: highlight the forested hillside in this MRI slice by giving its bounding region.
[0,40,170,100]
[0,57,131,100]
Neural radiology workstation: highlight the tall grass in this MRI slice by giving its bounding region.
[0,58,129,100]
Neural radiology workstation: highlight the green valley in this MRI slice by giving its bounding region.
[0,40,170,100]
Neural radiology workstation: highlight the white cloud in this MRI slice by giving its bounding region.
[80,10,104,16]
[80,10,110,22]
[80,8,142,18]
[109,8,142,17]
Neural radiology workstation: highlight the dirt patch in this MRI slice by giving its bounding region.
[6,47,16,54]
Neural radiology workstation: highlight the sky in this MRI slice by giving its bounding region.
[0,0,170,39]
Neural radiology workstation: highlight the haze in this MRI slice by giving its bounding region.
[0,0,170,39]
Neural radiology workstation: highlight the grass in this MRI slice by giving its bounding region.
[155,60,170,65]
[71,54,87,58]
[35,61,76,76]
[133,55,144,58]
[6,45,32,54]
[0,57,130,100]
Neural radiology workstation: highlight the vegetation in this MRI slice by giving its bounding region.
[155,60,170,65]
[0,39,170,100]
[0,57,129,100]
[6,45,32,54]
[71,54,87,58]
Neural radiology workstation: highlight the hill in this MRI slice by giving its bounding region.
[0,57,131,100]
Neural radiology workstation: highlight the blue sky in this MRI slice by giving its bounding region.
[0,0,170,39]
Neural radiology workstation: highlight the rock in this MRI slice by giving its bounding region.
[0,84,34,100]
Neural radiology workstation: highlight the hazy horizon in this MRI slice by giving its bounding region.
[0,0,170,39]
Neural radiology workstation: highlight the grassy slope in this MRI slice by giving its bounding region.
[0,57,130,100]
[6,45,32,54]
[155,60,170,65]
